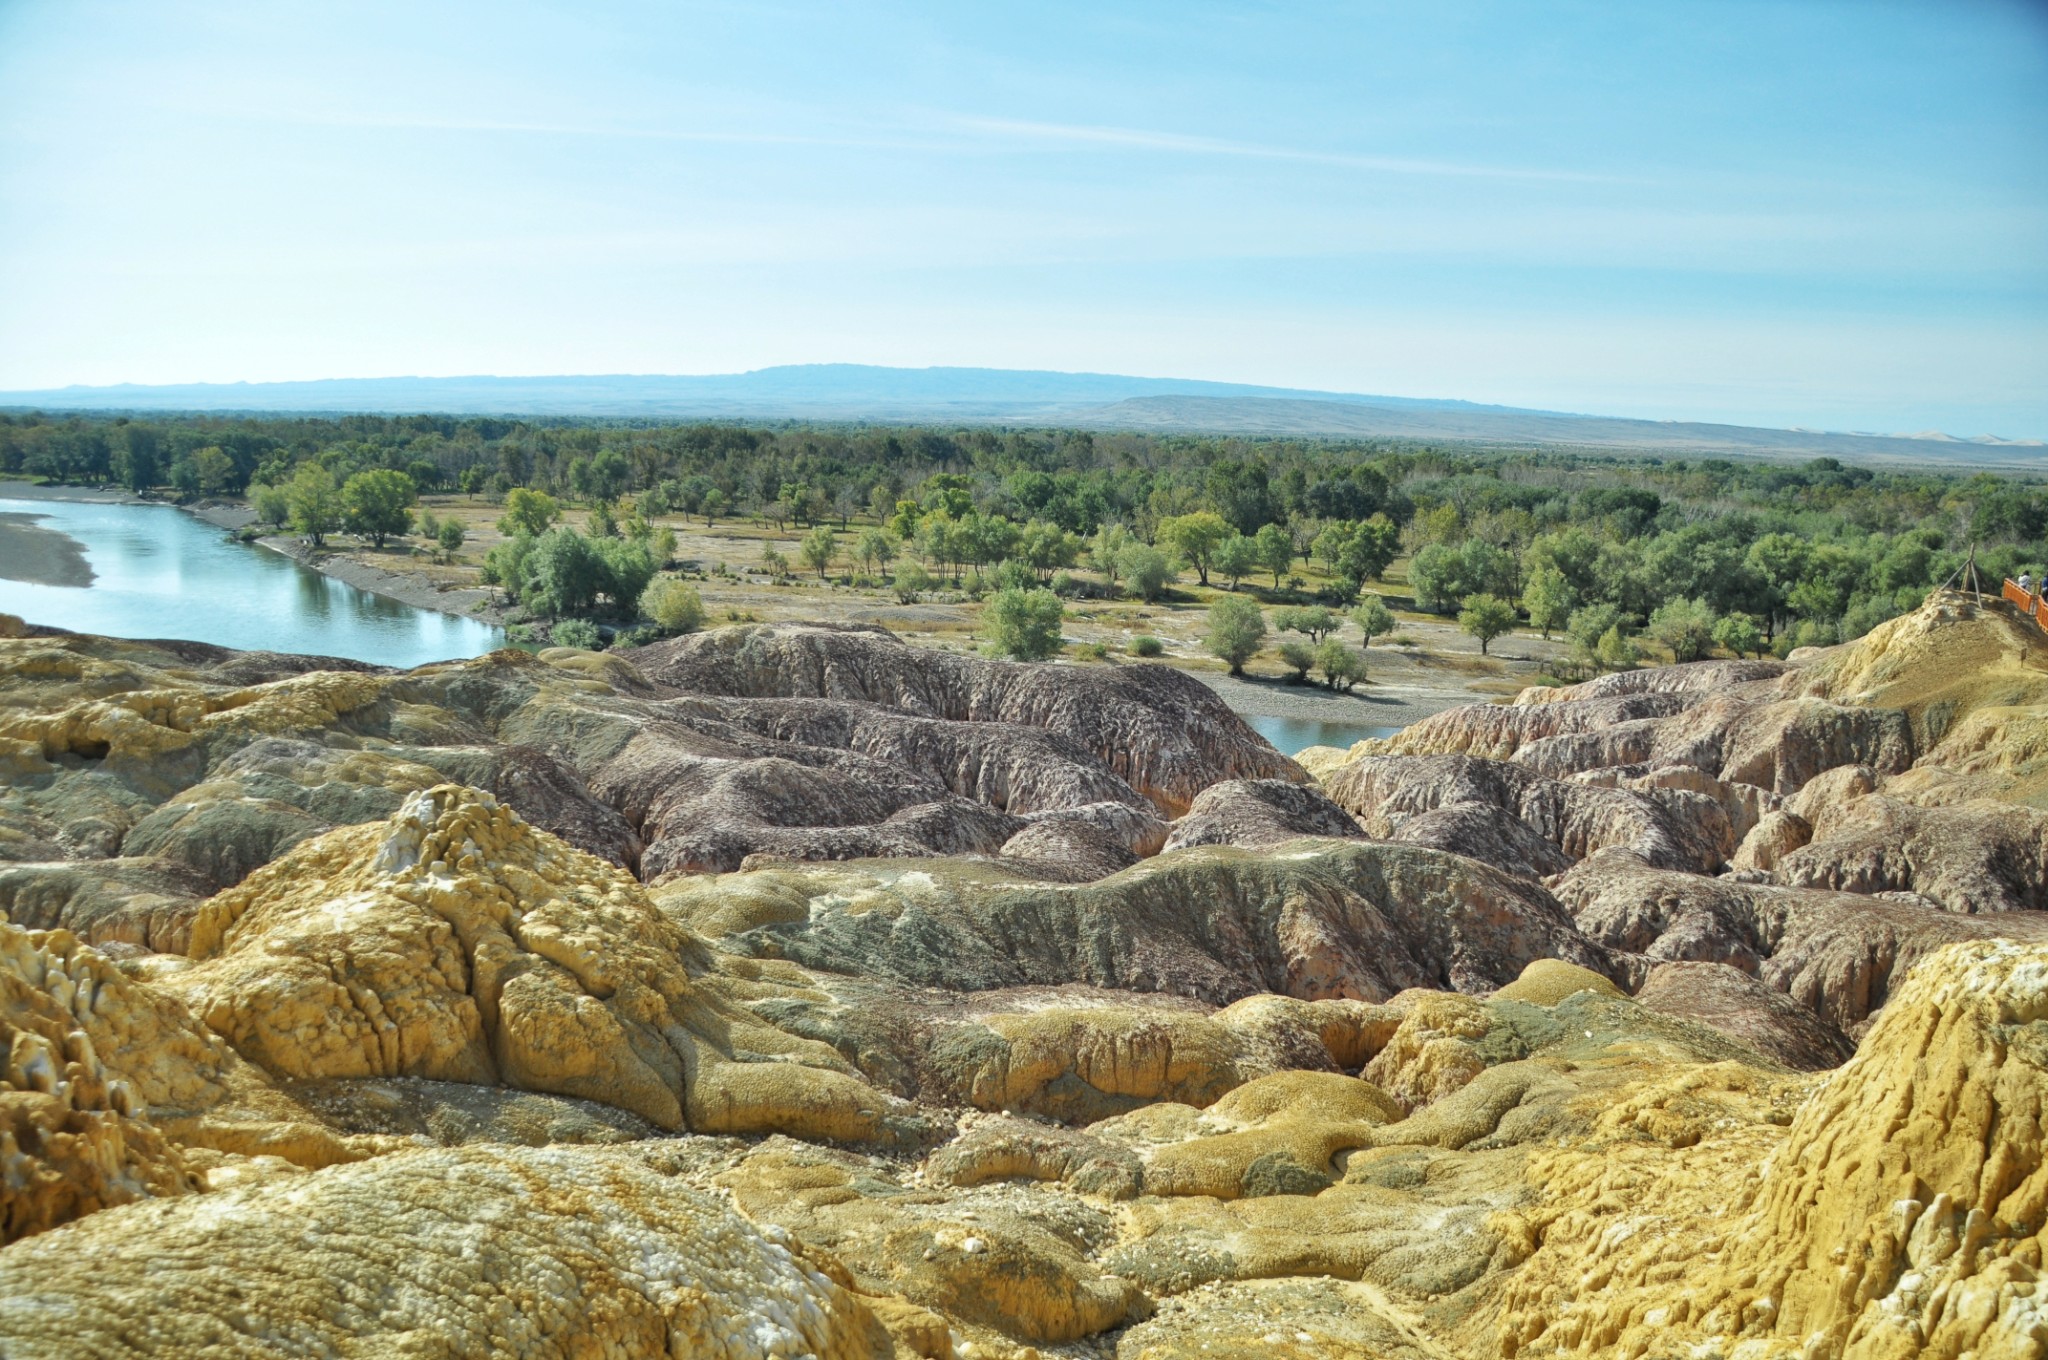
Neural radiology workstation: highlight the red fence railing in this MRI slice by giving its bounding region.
[2004,579,2048,635]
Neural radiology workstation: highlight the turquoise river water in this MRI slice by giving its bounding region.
[0,497,504,669]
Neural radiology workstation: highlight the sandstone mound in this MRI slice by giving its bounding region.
[0,1142,897,1360]
[1504,939,2048,1359]
[1633,959,1854,1070]
[165,784,923,1145]
[1160,777,1363,851]
[674,841,1618,1004]
[630,623,1300,811]
[1324,752,1736,873]
[1556,846,2048,1031]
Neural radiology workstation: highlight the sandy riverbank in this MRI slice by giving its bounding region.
[0,511,95,587]
[256,535,508,625]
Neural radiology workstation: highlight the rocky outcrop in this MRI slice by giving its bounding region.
[679,841,1620,1004]
[8,596,2048,1359]
[630,623,1301,812]
[0,919,198,1243]
[1324,753,1737,873]
[1554,847,2048,1032]
[1160,778,1362,852]
[1632,959,1853,1070]
[1774,791,2048,912]
[1502,939,2048,1360]
[0,1142,898,1360]
[165,785,925,1146]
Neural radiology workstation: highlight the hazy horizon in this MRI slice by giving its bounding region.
[3,2,2044,438]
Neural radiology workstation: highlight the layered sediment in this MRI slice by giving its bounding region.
[3,596,2047,1358]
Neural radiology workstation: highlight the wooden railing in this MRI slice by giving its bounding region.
[2003,579,2048,634]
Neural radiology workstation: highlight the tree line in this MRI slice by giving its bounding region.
[5,409,2043,659]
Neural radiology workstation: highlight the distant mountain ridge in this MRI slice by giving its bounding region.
[0,364,2038,465]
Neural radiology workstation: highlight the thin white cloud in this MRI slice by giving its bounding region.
[953,115,1631,184]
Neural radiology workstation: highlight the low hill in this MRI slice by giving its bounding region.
[2,364,2039,464]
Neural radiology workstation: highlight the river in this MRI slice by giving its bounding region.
[1242,713,1401,755]
[0,497,504,668]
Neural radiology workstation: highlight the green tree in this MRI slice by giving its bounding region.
[192,446,236,494]
[1204,596,1267,675]
[1276,639,1316,682]
[1254,522,1294,587]
[1273,605,1339,643]
[499,487,560,538]
[248,481,290,527]
[1596,624,1641,672]
[800,525,839,578]
[1091,524,1134,587]
[587,500,619,538]
[1352,594,1396,648]
[1521,565,1575,640]
[340,469,417,548]
[286,464,342,546]
[1314,639,1366,692]
[521,528,607,617]
[699,489,728,527]
[1158,511,1232,587]
[1409,542,1463,613]
[1458,593,1517,655]
[1564,604,1622,674]
[1712,612,1764,659]
[1334,516,1400,591]
[1018,520,1081,581]
[1212,532,1261,591]
[760,544,790,581]
[981,587,1065,660]
[591,536,655,617]
[1648,596,1718,663]
[480,534,537,598]
[435,518,466,556]
[1116,543,1176,602]
[892,560,934,603]
[855,527,895,577]
[642,577,706,634]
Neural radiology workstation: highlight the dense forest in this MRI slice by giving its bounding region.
[5,409,2045,660]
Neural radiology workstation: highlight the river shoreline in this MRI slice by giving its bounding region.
[0,482,506,627]
[0,511,96,588]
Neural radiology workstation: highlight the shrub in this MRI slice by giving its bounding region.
[991,558,1036,592]
[1276,639,1315,682]
[981,587,1065,661]
[893,560,934,603]
[550,618,603,650]
[1205,596,1268,675]
[1116,543,1176,601]
[642,577,706,635]
[1595,624,1640,671]
[1075,641,1110,662]
[435,519,465,555]
[415,508,441,540]
[1315,639,1366,692]
[1129,634,1165,658]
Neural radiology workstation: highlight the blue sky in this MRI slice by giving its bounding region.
[1,0,2044,435]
